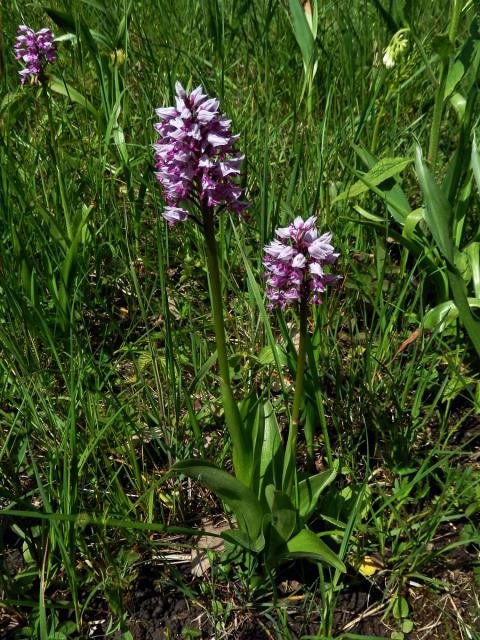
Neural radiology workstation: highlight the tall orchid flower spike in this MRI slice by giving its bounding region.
[153,82,250,484]
[14,25,56,84]
[153,82,247,224]
[264,216,340,487]
[264,216,340,310]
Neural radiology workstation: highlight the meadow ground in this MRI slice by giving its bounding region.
[0,1,479,639]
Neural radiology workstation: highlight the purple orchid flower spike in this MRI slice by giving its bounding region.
[153,81,247,224]
[264,216,340,309]
[14,25,56,84]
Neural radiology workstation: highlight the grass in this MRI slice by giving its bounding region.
[1,0,479,638]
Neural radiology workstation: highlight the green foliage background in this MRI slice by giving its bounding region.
[0,0,479,638]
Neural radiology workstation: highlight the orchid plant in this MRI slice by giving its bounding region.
[154,82,345,573]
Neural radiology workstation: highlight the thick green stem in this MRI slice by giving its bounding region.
[291,298,308,428]
[305,334,333,468]
[43,84,72,240]
[370,65,384,155]
[428,0,463,168]
[428,63,448,168]
[283,297,308,494]
[448,0,462,44]
[202,207,250,485]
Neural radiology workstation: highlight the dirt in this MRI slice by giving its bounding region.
[1,563,478,639]
[80,551,478,640]
[1,531,478,639]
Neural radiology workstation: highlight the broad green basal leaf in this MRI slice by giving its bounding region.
[258,401,283,494]
[222,528,265,553]
[284,529,346,572]
[298,465,338,521]
[172,460,265,542]
[424,298,480,332]
[415,146,454,263]
[266,486,296,543]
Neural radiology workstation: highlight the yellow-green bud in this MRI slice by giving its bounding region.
[110,48,126,67]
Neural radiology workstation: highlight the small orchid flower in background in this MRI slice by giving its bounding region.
[14,25,56,84]
[264,215,340,310]
[372,28,410,153]
[382,28,409,70]
[153,81,246,225]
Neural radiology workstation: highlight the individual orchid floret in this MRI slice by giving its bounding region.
[153,81,247,224]
[14,25,56,84]
[264,216,340,310]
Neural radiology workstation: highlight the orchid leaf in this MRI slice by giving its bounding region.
[423,298,480,332]
[334,157,411,204]
[258,344,288,366]
[264,485,296,561]
[447,269,480,359]
[285,529,346,572]
[402,208,424,239]
[450,92,466,121]
[415,146,454,263]
[471,134,480,197]
[172,460,264,542]
[288,0,315,70]
[268,488,296,543]
[44,7,76,31]
[351,145,412,224]
[239,393,263,490]
[258,401,283,495]
[466,242,480,297]
[48,75,99,119]
[222,528,265,553]
[298,466,338,521]
[445,59,465,98]
[415,147,480,356]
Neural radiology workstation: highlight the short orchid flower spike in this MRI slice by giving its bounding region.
[153,81,247,224]
[14,25,56,84]
[264,216,340,309]
[382,29,409,69]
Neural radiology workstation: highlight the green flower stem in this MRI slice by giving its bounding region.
[371,69,399,155]
[428,0,463,168]
[368,64,381,154]
[366,69,385,155]
[202,206,250,486]
[283,297,308,495]
[428,64,448,169]
[292,297,308,428]
[448,0,462,44]
[305,334,333,468]
[43,83,72,240]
